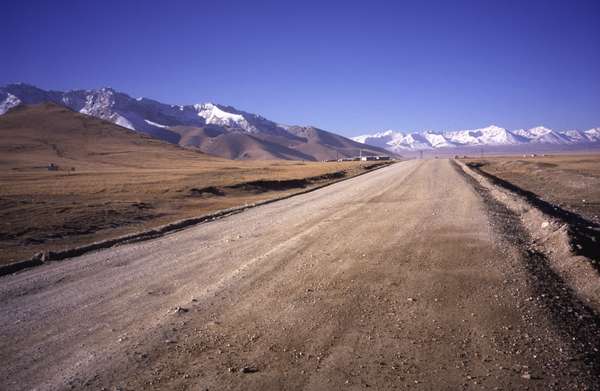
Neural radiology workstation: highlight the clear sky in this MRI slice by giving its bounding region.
[2,0,599,136]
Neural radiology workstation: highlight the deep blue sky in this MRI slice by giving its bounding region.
[2,0,599,136]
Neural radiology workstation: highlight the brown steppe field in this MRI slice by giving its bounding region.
[0,104,391,265]
[464,154,600,225]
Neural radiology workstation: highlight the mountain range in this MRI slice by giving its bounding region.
[0,83,392,161]
[352,125,600,152]
[3,83,598,158]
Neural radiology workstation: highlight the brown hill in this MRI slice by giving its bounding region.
[170,124,395,161]
[171,126,315,160]
[0,103,217,170]
[285,126,391,161]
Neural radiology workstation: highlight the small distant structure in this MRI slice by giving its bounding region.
[47,163,58,171]
[357,155,391,162]
[360,156,378,161]
[337,155,393,162]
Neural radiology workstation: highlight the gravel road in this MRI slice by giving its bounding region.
[1,159,598,390]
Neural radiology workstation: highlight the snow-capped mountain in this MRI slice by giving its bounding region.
[352,130,397,148]
[423,131,454,148]
[353,130,448,150]
[584,128,600,142]
[193,103,256,132]
[388,132,435,150]
[0,83,392,161]
[0,92,20,115]
[511,126,572,144]
[353,124,600,152]
[3,83,597,157]
[445,125,525,146]
[0,84,208,143]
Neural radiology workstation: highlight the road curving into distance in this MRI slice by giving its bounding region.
[1,159,598,390]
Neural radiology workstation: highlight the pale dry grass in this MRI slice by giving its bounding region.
[0,160,379,265]
[464,154,600,224]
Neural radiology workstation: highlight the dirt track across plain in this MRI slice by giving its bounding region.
[1,159,598,390]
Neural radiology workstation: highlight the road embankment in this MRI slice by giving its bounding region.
[455,160,600,314]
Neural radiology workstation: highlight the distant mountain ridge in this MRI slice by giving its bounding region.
[352,125,600,152]
[0,83,392,161]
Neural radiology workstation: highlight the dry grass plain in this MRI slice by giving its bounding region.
[463,154,600,224]
[0,104,390,265]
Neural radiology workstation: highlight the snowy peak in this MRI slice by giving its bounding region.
[0,91,21,115]
[390,132,434,150]
[444,125,521,146]
[528,126,552,136]
[562,129,588,143]
[352,124,600,152]
[352,130,397,148]
[423,131,453,148]
[194,102,256,132]
[472,125,520,144]
[584,128,600,142]
[513,126,571,144]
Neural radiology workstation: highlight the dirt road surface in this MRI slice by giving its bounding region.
[1,159,598,390]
